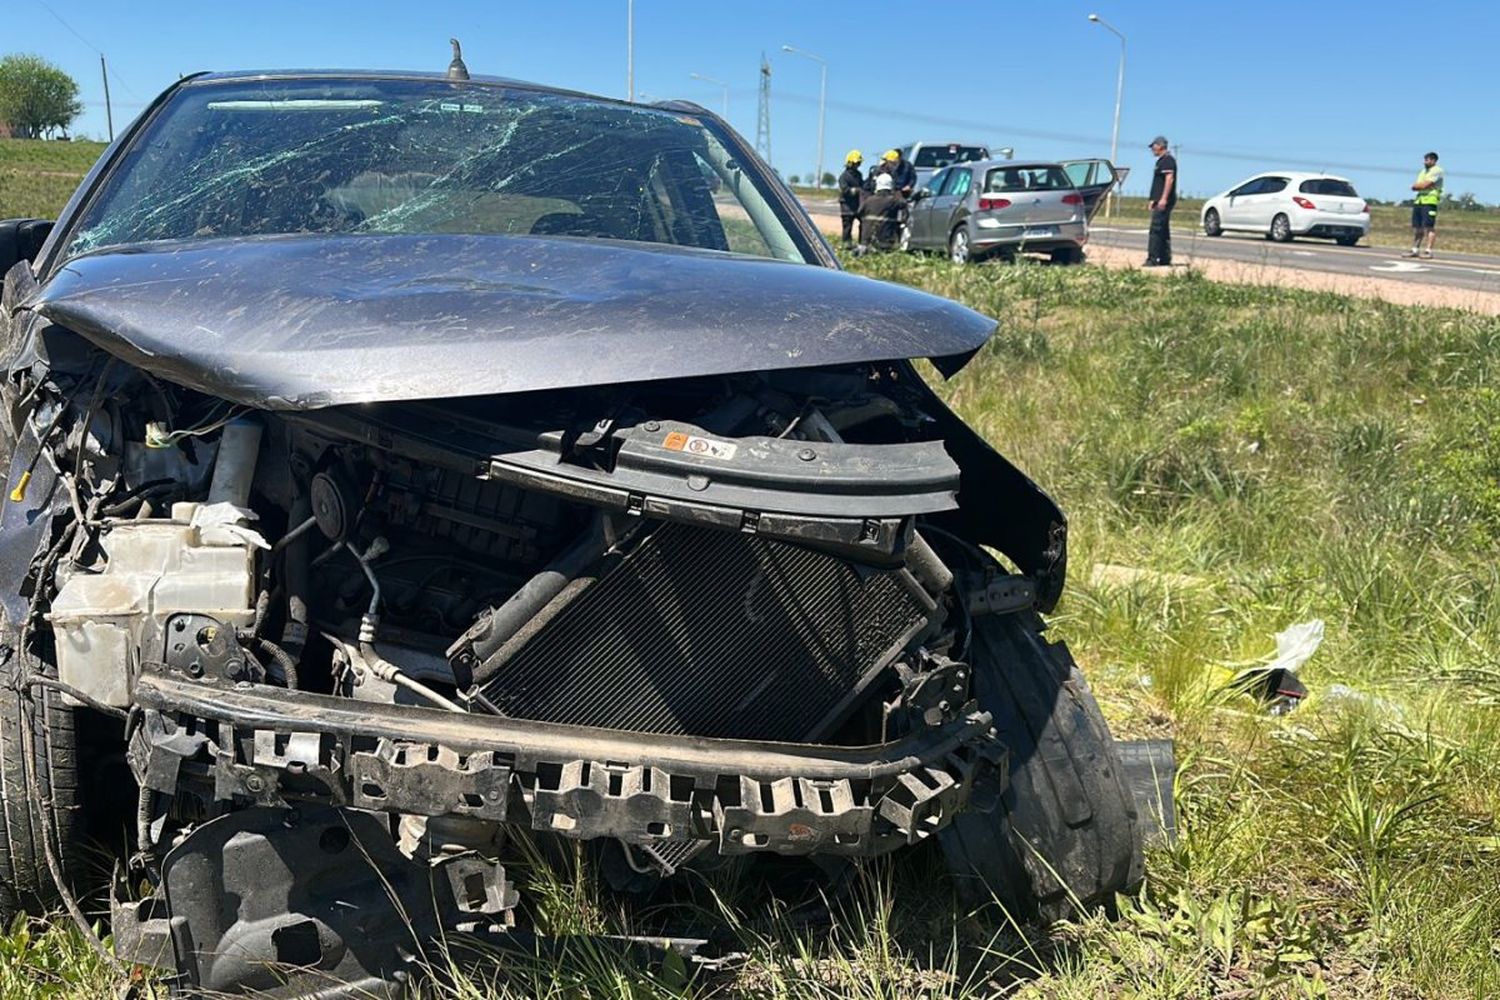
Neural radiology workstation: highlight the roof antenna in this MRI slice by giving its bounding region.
[448,38,470,80]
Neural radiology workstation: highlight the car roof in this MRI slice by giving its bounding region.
[1239,170,1356,184]
[955,160,1065,173]
[184,69,689,115]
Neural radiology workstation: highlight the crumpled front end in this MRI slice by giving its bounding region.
[2,335,1062,995]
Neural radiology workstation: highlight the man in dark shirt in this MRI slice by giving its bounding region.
[838,150,865,245]
[1145,135,1177,267]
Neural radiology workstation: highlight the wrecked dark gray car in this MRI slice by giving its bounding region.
[0,70,1160,996]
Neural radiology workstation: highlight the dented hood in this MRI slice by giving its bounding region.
[33,234,996,409]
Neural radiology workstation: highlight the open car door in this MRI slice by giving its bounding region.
[1060,159,1127,221]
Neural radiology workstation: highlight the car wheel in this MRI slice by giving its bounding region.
[1269,213,1292,243]
[1203,208,1222,237]
[949,228,971,264]
[1336,234,1361,247]
[0,635,83,925]
[899,223,912,253]
[1049,246,1084,266]
[940,608,1146,923]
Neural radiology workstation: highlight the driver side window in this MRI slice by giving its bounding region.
[1231,179,1265,197]
[927,168,951,197]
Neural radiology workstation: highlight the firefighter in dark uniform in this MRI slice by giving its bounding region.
[860,173,904,251]
[838,150,865,245]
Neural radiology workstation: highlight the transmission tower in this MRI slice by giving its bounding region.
[755,53,773,166]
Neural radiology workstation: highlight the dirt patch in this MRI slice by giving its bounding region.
[1084,242,1500,315]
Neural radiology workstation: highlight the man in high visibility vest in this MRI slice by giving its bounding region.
[1406,151,1444,259]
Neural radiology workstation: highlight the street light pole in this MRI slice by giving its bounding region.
[688,72,729,119]
[1088,13,1125,218]
[781,44,826,189]
[626,0,634,101]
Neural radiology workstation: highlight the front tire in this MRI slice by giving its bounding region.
[1203,208,1222,237]
[949,227,971,264]
[941,610,1144,923]
[0,636,82,924]
[1336,234,1361,247]
[1269,213,1293,242]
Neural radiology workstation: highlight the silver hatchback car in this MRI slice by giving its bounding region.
[905,159,1115,264]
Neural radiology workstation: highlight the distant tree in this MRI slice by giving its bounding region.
[820,171,836,187]
[0,54,82,139]
[788,174,802,185]
[1443,191,1486,212]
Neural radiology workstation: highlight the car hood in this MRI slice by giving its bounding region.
[32,234,996,409]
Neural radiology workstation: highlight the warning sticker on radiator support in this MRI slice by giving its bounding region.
[662,432,738,460]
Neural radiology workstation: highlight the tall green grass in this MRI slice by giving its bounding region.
[10,259,1500,998]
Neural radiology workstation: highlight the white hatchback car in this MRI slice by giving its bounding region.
[1201,172,1370,245]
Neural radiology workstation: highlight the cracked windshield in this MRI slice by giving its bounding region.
[62,77,807,263]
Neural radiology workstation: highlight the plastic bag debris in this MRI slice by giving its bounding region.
[190,501,271,550]
[1228,619,1323,713]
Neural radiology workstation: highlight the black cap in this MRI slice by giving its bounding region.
[1150,135,1169,149]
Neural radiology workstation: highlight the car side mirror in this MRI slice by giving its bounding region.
[913,189,931,201]
[0,219,54,278]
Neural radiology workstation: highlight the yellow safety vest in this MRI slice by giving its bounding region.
[1415,167,1443,206]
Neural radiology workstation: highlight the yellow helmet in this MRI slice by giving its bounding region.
[882,149,900,162]
[846,149,863,164]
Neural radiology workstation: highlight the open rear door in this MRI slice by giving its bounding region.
[1060,159,1126,221]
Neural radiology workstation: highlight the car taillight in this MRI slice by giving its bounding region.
[978,197,1011,211]
[1061,193,1083,205]
[1359,202,1369,213]
[1293,196,1316,210]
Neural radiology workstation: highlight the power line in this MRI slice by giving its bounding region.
[759,88,1500,183]
[30,0,142,99]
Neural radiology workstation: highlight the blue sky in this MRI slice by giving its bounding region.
[10,0,1500,203]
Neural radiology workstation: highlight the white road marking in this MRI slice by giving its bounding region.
[1370,261,1429,273]
[1293,251,1314,256]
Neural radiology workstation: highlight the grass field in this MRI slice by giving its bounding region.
[0,138,106,219]
[7,256,1499,999]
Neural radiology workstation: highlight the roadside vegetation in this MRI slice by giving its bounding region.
[0,138,104,218]
[4,167,1500,998]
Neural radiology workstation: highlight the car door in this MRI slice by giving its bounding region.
[924,167,972,244]
[943,168,973,240]
[1220,178,1264,229]
[909,167,949,247]
[1246,176,1289,229]
[1059,159,1121,221]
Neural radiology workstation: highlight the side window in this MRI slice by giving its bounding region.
[1260,177,1289,194]
[949,169,972,199]
[1064,161,1094,187]
[1230,179,1262,197]
[928,168,951,196]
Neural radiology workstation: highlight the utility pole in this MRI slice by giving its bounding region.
[755,54,772,167]
[626,0,634,101]
[100,54,114,142]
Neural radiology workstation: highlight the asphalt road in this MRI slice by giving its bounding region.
[1084,226,1500,296]
[799,197,1500,296]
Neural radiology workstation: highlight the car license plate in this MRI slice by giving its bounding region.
[1023,227,1057,238]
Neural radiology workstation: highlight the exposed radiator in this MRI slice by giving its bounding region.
[481,522,931,741]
